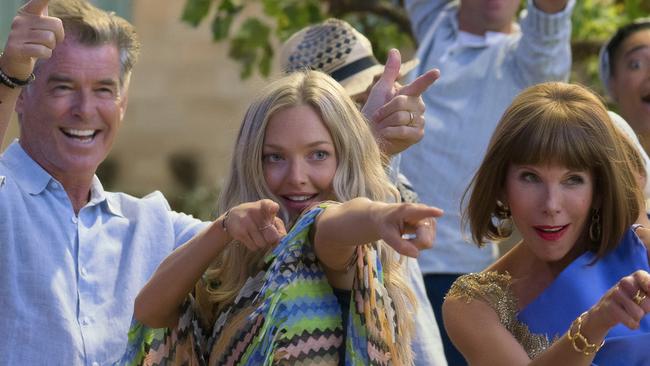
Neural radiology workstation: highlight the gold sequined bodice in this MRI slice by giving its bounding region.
[446,271,551,359]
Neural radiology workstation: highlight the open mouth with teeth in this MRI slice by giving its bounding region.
[534,224,569,241]
[284,194,317,202]
[61,128,99,142]
[281,194,319,216]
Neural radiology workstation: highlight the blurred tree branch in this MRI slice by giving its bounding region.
[181,0,647,89]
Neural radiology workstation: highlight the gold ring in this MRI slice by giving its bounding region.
[407,111,415,126]
[633,289,647,305]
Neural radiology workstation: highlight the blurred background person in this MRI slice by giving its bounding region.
[599,18,650,154]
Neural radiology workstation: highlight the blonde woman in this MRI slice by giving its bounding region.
[124,71,442,365]
[443,82,650,365]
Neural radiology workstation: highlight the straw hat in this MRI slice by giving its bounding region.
[280,18,419,96]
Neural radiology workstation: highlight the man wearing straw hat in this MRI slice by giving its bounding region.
[280,18,447,366]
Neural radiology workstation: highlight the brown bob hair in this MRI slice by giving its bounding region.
[463,82,642,259]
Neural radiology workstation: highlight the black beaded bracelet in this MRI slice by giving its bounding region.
[0,52,36,89]
[0,67,35,89]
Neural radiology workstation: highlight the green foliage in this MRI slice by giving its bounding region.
[229,18,272,78]
[181,0,213,26]
[180,0,413,78]
[182,0,647,81]
[263,0,325,41]
[211,0,243,41]
[181,0,328,77]
[622,0,650,20]
[572,0,625,41]
[343,14,415,64]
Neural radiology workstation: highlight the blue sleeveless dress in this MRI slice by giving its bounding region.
[518,228,650,365]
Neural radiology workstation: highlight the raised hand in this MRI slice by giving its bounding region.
[222,199,287,251]
[1,0,64,79]
[372,202,444,258]
[587,270,650,333]
[361,48,440,156]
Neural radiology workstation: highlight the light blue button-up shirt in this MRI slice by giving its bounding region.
[0,141,208,365]
[401,0,574,274]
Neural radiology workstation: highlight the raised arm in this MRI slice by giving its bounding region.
[134,199,286,329]
[312,197,443,288]
[444,270,650,365]
[0,0,63,145]
[403,0,451,44]
[512,0,575,86]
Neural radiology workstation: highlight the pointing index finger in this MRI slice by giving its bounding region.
[398,68,440,97]
[403,205,444,225]
[21,0,50,16]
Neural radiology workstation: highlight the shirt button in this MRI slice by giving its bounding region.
[80,267,87,277]
[71,216,78,224]
[92,362,99,366]
[81,317,90,326]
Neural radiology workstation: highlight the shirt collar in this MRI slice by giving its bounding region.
[447,5,519,49]
[2,140,124,217]
[438,13,519,63]
[90,176,125,218]
[2,140,53,195]
[456,30,509,48]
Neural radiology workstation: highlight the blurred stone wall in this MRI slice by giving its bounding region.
[1,0,272,203]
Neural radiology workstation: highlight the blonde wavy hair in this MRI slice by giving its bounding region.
[203,70,415,364]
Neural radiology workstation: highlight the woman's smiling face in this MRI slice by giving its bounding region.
[262,104,338,220]
[505,163,594,264]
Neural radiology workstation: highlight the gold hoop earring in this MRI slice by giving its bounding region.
[491,200,513,237]
[589,208,601,242]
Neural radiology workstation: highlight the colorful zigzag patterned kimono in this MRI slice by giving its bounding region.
[120,203,402,366]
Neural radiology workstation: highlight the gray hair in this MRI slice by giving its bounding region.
[48,0,140,85]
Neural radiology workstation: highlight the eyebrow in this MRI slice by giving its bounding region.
[623,44,650,58]
[513,165,588,173]
[47,74,119,87]
[263,141,334,149]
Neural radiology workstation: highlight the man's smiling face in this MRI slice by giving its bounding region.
[16,37,127,180]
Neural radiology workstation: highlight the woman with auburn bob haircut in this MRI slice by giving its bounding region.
[124,71,443,365]
[443,82,650,365]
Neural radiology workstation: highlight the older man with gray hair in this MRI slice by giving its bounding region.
[0,1,207,364]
